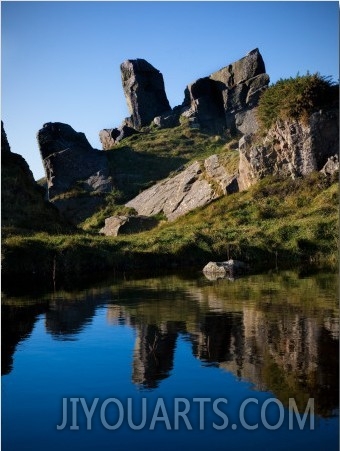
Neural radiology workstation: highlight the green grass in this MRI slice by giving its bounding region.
[104,122,239,202]
[2,172,338,282]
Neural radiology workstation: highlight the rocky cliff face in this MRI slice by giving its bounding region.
[238,108,339,190]
[2,121,67,232]
[37,122,113,223]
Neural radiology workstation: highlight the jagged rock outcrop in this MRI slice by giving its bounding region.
[181,49,269,134]
[126,156,236,221]
[238,109,339,190]
[121,59,171,130]
[99,49,269,148]
[99,124,138,150]
[37,122,113,223]
[99,215,159,236]
[2,121,67,232]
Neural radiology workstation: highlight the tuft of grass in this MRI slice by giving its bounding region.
[257,73,338,132]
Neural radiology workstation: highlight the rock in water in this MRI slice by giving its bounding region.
[120,59,171,129]
[203,260,247,280]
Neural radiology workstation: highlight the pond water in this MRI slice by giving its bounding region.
[2,270,339,450]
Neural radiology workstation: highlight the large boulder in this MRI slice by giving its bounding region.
[238,109,339,190]
[125,156,236,221]
[182,49,269,135]
[99,215,159,236]
[121,59,171,130]
[37,122,113,223]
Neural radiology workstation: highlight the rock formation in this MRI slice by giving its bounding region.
[37,122,113,223]
[182,49,269,135]
[2,121,67,232]
[120,59,171,130]
[126,156,236,221]
[99,49,269,148]
[237,108,339,190]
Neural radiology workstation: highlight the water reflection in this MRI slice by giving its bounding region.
[2,271,338,417]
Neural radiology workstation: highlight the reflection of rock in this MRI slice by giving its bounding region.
[132,323,179,389]
[45,293,104,339]
[3,272,338,418]
[1,302,48,375]
[191,312,244,365]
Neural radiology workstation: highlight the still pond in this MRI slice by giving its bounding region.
[2,270,338,450]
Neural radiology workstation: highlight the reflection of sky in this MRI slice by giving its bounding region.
[2,300,339,451]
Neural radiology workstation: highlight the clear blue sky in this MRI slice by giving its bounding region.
[2,1,339,180]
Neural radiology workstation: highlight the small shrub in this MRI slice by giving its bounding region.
[257,73,338,132]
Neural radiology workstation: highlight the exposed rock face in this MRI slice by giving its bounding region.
[2,121,67,232]
[99,215,159,236]
[37,122,113,223]
[121,59,171,130]
[238,109,339,190]
[126,156,236,221]
[182,49,269,135]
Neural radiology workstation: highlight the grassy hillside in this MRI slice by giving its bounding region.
[81,121,240,231]
[2,171,338,284]
[105,120,239,199]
